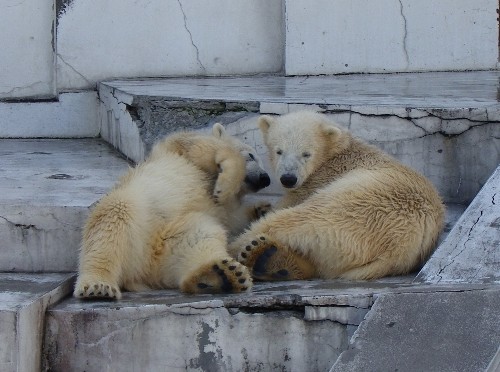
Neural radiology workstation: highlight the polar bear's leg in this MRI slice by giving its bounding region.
[156,212,252,293]
[234,234,317,281]
[74,194,140,300]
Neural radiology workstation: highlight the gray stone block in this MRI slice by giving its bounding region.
[0,273,74,372]
[331,289,500,372]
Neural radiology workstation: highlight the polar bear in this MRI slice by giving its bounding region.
[229,111,445,281]
[74,124,269,299]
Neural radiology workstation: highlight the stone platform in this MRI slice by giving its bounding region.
[100,71,500,204]
[0,139,130,272]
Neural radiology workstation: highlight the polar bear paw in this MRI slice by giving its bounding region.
[236,234,316,281]
[74,278,122,300]
[181,258,253,294]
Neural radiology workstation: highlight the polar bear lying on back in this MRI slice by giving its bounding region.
[74,124,269,299]
[229,111,445,281]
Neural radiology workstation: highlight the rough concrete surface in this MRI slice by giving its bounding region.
[0,273,75,372]
[331,289,500,372]
[417,166,500,284]
[0,139,129,271]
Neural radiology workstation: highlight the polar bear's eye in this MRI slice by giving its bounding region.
[302,152,311,158]
[248,153,255,160]
[276,150,283,155]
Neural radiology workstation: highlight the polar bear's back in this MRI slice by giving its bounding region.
[302,164,444,278]
[115,153,214,219]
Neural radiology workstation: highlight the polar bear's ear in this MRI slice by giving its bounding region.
[320,122,342,137]
[212,123,227,138]
[258,115,276,134]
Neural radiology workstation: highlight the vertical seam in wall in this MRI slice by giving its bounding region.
[52,0,58,99]
[282,0,287,75]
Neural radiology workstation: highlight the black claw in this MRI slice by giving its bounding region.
[259,236,266,240]
[213,264,219,270]
[240,287,248,291]
[241,252,247,258]
[238,278,246,284]
[236,272,243,277]
[228,265,236,270]
[197,283,209,289]
[251,240,258,246]
[222,259,228,264]
[245,245,252,251]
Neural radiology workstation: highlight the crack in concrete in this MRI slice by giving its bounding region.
[1,81,47,96]
[397,0,409,68]
[320,106,497,138]
[177,0,206,73]
[0,215,38,231]
[57,53,92,85]
[435,210,483,280]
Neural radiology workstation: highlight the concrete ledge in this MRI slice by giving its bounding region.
[0,273,74,372]
[43,279,496,371]
[99,72,500,204]
[0,139,129,271]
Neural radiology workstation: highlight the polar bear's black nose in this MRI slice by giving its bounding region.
[259,173,271,188]
[280,174,297,188]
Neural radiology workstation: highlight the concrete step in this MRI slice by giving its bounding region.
[0,139,130,272]
[40,276,437,371]
[0,273,74,372]
[99,71,500,205]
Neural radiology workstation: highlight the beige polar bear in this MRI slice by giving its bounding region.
[74,124,269,299]
[229,111,445,281]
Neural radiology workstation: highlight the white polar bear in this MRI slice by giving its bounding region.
[74,124,269,299]
[229,111,445,281]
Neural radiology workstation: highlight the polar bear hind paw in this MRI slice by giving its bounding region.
[181,258,253,294]
[237,234,316,281]
[74,280,121,300]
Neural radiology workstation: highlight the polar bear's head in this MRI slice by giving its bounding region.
[212,123,270,193]
[258,111,350,189]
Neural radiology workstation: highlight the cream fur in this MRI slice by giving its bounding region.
[74,126,262,299]
[230,111,445,280]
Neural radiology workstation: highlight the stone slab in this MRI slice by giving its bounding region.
[330,289,500,372]
[286,0,498,75]
[0,273,74,372]
[0,92,99,138]
[99,72,500,204]
[0,139,130,271]
[416,166,500,284]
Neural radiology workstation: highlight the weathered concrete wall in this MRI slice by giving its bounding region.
[0,0,56,99]
[44,300,348,371]
[286,0,499,75]
[56,0,284,91]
